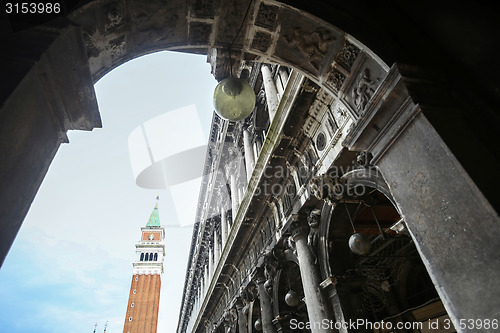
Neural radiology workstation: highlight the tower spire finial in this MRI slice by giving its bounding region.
[146,196,161,227]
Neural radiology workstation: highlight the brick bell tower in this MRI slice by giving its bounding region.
[123,197,165,333]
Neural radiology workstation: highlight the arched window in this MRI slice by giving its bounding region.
[145,253,149,261]
[149,253,153,261]
[154,253,158,261]
[140,253,144,261]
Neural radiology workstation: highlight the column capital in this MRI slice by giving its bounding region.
[290,214,309,242]
[223,307,238,332]
[235,296,246,310]
[252,266,267,285]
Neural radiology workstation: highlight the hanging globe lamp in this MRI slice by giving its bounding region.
[213,77,256,121]
[348,232,371,255]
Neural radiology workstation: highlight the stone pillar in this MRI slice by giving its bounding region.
[204,266,209,296]
[230,174,239,221]
[342,64,500,330]
[238,187,244,205]
[276,67,289,98]
[208,246,214,280]
[221,207,228,248]
[290,215,334,333]
[0,26,101,267]
[254,268,277,333]
[243,128,255,181]
[235,298,248,333]
[261,65,279,121]
[278,67,290,87]
[213,230,220,266]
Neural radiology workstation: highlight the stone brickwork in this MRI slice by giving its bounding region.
[123,274,161,333]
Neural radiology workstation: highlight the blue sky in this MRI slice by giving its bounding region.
[0,51,217,333]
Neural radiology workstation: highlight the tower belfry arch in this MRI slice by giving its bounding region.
[1,1,500,332]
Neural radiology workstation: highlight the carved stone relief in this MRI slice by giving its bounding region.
[255,2,279,31]
[190,21,213,44]
[351,68,380,114]
[129,0,182,47]
[280,26,336,71]
[251,31,272,53]
[191,0,215,19]
[275,11,341,74]
[307,208,321,262]
[309,173,344,205]
[103,2,124,32]
[223,308,238,333]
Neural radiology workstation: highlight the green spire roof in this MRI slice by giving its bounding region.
[146,198,160,227]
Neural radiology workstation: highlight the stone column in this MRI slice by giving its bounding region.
[290,215,334,333]
[341,64,500,329]
[243,128,255,181]
[208,246,214,280]
[213,230,220,266]
[254,268,277,333]
[204,266,209,297]
[278,67,290,87]
[261,64,279,121]
[276,67,289,98]
[238,187,244,205]
[221,207,228,248]
[230,174,239,220]
[236,298,248,333]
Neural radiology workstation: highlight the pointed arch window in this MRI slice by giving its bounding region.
[154,253,158,261]
[140,253,144,261]
[145,253,149,261]
[149,252,153,261]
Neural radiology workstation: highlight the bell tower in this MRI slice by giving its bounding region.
[123,197,165,333]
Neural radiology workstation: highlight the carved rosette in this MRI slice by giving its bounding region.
[336,40,360,71]
[327,67,346,92]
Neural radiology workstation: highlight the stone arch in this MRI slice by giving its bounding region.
[272,264,308,332]
[72,0,391,131]
[317,167,397,288]
[317,168,447,329]
[3,0,494,266]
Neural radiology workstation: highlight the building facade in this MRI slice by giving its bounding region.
[176,57,495,332]
[123,200,165,333]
